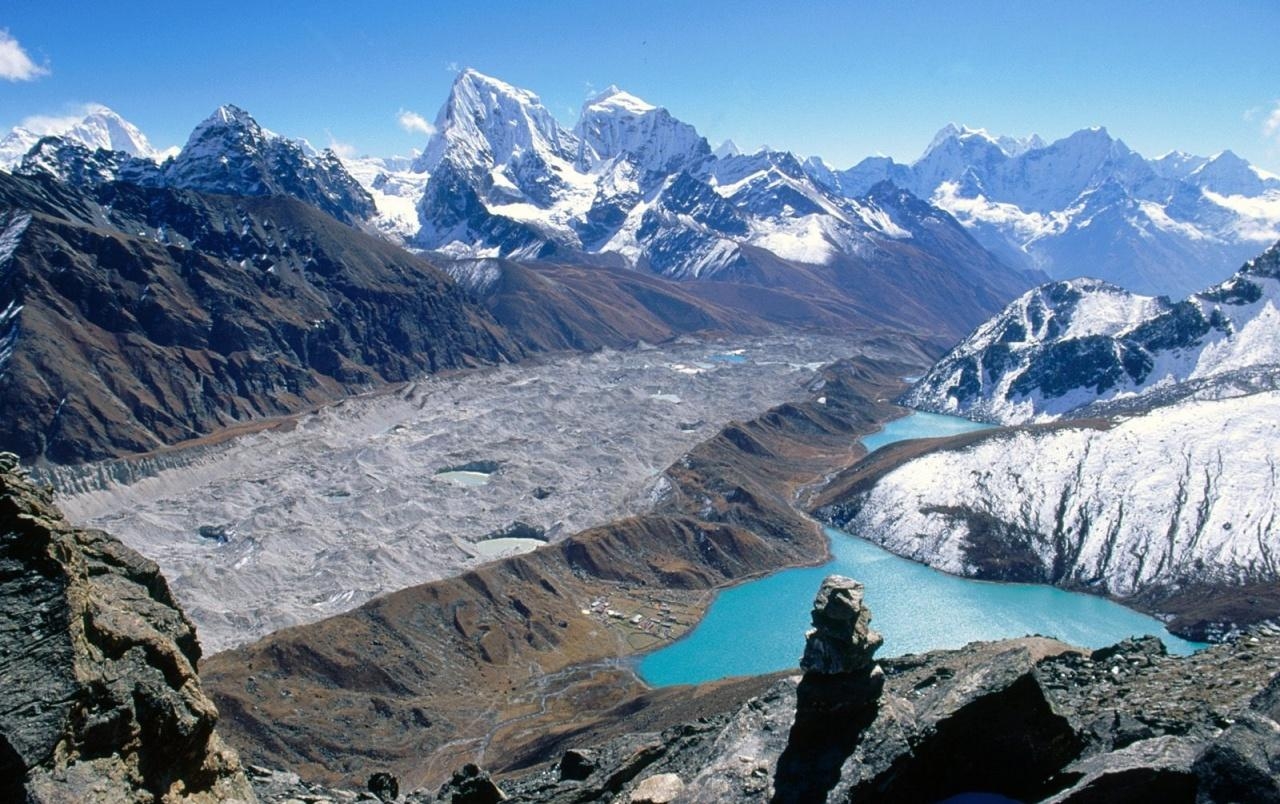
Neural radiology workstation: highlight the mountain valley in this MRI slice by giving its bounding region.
[1,46,1279,803]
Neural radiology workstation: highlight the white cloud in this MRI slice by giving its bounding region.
[397,109,435,137]
[1264,102,1280,142]
[18,103,108,135]
[0,30,49,82]
[324,129,358,159]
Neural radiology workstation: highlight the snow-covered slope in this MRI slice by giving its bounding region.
[399,69,1033,293]
[903,241,1280,423]
[809,124,1280,297]
[574,85,709,177]
[826,390,1280,632]
[0,106,161,169]
[338,154,428,240]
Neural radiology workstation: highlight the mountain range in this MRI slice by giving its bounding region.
[0,74,1060,467]
[806,124,1280,297]
[5,74,1277,303]
[5,73,1039,339]
[0,105,163,167]
[903,242,1280,423]
[5,72,1280,802]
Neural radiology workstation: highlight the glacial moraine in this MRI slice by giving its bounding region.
[50,334,876,652]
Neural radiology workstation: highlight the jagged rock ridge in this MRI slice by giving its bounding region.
[902,240,1280,425]
[0,453,256,801]
[16,104,376,226]
[361,69,1041,341]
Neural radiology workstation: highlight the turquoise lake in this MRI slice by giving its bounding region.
[639,411,1204,687]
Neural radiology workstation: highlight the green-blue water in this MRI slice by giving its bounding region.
[639,411,1204,686]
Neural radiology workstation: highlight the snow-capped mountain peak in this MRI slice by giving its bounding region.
[162,104,375,223]
[573,84,708,175]
[714,139,741,159]
[903,240,1280,423]
[61,105,159,159]
[413,68,576,176]
[920,123,1043,162]
[581,85,655,115]
[1188,150,1280,196]
[0,105,161,169]
[179,104,270,156]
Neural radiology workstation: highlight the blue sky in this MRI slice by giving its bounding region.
[3,0,1279,171]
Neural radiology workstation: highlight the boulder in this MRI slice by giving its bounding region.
[1191,712,1280,803]
[1042,735,1200,803]
[629,772,684,803]
[557,747,598,781]
[437,763,506,803]
[368,770,400,802]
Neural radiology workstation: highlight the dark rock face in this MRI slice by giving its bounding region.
[837,655,1083,803]
[557,748,597,782]
[0,170,517,464]
[437,763,507,803]
[367,770,400,802]
[0,454,255,801]
[17,137,164,188]
[20,105,377,227]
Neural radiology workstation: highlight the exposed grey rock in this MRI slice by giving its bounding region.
[776,574,887,802]
[0,460,256,802]
[628,772,684,803]
[1192,712,1280,803]
[1043,735,1201,804]
[828,641,1083,803]
[258,629,1280,804]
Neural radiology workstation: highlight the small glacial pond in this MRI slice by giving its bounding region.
[639,411,1205,687]
[434,470,491,487]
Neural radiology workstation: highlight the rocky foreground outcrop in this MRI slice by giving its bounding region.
[0,454,256,802]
